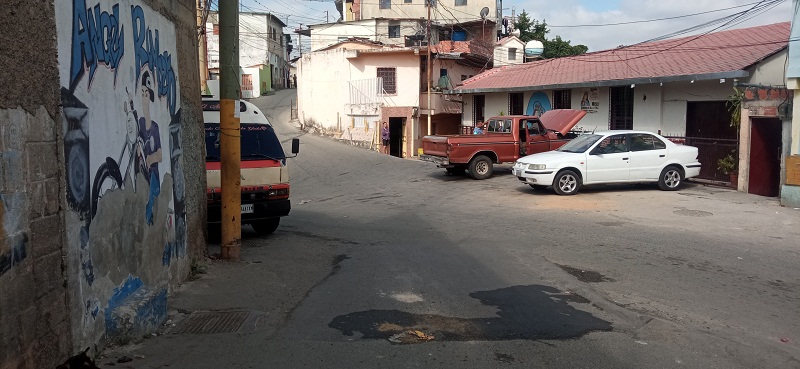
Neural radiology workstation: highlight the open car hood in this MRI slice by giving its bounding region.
[539,109,587,136]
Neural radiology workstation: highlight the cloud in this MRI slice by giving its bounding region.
[506,0,792,51]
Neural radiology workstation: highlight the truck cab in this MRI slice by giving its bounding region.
[202,98,299,234]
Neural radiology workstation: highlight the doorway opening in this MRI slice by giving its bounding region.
[748,117,781,197]
[389,117,404,157]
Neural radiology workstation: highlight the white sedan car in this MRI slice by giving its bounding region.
[512,131,701,195]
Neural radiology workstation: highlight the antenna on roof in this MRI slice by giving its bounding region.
[479,7,490,20]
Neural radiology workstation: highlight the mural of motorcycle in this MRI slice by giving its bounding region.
[90,89,148,219]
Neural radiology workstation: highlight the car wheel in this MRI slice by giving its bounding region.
[252,218,280,235]
[446,166,466,176]
[468,155,493,180]
[658,165,683,191]
[529,184,548,191]
[553,169,581,195]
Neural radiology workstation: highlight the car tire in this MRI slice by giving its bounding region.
[446,166,466,176]
[658,165,683,191]
[468,155,494,180]
[553,169,581,195]
[252,218,280,235]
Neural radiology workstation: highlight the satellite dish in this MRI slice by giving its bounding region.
[479,7,490,20]
[525,40,544,57]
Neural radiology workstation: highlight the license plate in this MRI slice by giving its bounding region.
[241,204,254,214]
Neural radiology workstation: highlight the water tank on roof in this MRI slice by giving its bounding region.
[524,40,544,57]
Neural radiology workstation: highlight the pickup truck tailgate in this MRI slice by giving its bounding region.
[422,135,449,157]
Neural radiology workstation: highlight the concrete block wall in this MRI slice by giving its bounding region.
[1,0,205,367]
[0,1,71,367]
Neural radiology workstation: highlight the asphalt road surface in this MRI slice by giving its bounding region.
[109,90,800,369]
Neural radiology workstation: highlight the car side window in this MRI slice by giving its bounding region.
[526,121,541,135]
[629,134,657,151]
[653,135,667,149]
[595,134,629,154]
[503,119,513,132]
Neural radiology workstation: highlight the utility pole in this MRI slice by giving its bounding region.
[326,11,329,23]
[219,0,241,260]
[426,0,432,136]
[198,0,209,93]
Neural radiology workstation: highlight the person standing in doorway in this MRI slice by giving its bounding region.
[292,74,297,89]
[381,121,390,155]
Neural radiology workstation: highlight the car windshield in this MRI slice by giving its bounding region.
[556,134,603,153]
[205,123,286,163]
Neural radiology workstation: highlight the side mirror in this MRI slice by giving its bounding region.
[291,138,300,155]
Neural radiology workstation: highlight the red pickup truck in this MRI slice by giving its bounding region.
[420,109,587,179]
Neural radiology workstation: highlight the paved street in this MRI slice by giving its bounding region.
[106,89,800,368]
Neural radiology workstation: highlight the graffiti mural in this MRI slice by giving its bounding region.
[56,0,186,343]
[526,91,552,117]
[0,193,29,277]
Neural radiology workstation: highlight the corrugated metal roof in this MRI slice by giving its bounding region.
[454,22,790,94]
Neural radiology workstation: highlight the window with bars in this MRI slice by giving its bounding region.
[377,67,397,95]
[389,25,400,38]
[609,87,634,130]
[509,93,524,115]
[380,0,391,9]
[473,95,485,123]
[552,90,571,109]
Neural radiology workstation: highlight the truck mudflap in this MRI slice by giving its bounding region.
[207,199,291,223]
[420,154,450,167]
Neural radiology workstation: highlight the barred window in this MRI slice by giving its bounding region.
[378,67,397,95]
[609,87,634,130]
[389,25,400,38]
[380,0,391,9]
[509,93,524,115]
[553,90,571,109]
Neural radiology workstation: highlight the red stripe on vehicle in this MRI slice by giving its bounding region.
[206,159,282,170]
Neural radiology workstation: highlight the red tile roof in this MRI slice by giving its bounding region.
[456,22,790,93]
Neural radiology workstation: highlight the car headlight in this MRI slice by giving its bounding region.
[528,164,546,170]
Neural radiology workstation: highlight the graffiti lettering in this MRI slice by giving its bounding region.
[69,0,125,91]
[131,5,178,116]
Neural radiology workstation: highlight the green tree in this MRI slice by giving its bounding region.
[514,10,588,59]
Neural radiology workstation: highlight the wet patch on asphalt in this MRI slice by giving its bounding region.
[556,264,614,283]
[673,207,713,217]
[328,285,612,343]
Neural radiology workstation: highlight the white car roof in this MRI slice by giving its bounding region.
[201,98,272,126]
[586,130,664,136]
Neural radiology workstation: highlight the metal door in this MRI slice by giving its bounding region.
[748,118,781,197]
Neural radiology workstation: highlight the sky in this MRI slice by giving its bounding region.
[234,0,793,55]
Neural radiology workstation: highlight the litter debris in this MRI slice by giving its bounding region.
[781,337,791,343]
[634,340,648,345]
[388,329,435,344]
[299,200,311,205]
[117,356,133,363]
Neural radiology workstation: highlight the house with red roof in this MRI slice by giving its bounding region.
[296,19,496,158]
[449,22,791,196]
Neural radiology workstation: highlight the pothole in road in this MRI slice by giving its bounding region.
[673,208,713,217]
[328,285,612,344]
[556,264,614,283]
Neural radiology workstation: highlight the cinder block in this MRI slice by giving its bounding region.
[29,215,62,259]
[35,288,70,339]
[32,251,63,299]
[25,106,56,143]
[26,142,59,181]
[1,108,26,152]
[0,151,25,192]
[27,180,61,220]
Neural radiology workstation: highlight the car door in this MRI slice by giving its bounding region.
[627,133,669,180]
[525,120,551,154]
[585,134,630,183]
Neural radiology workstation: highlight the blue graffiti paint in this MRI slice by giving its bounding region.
[81,258,95,285]
[526,92,552,116]
[105,276,167,338]
[69,0,125,91]
[131,5,178,116]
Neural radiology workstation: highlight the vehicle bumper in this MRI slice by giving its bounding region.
[512,166,557,185]
[420,154,450,167]
[684,163,702,179]
[207,199,291,224]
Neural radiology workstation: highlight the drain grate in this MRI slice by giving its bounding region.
[170,311,249,334]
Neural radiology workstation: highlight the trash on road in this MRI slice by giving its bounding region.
[388,329,435,344]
